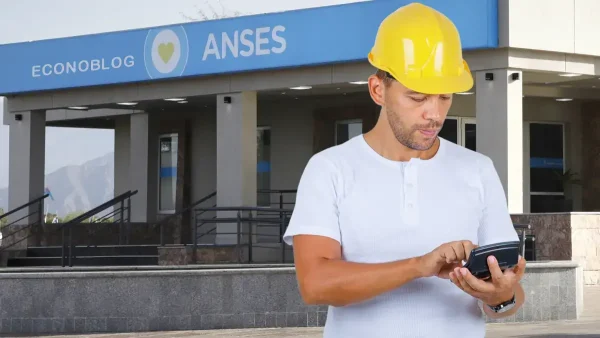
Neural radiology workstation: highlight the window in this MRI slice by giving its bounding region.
[461,118,476,151]
[257,127,271,207]
[439,118,458,144]
[158,133,178,213]
[335,119,363,145]
[529,123,565,212]
[439,117,476,151]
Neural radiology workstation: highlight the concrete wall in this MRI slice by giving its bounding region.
[0,262,583,335]
[500,0,600,56]
[512,213,600,286]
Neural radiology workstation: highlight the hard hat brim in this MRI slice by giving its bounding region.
[369,54,474,95]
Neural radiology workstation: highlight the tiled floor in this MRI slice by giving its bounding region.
[36,287,600,338]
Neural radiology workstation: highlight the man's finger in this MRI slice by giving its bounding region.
[452,242,467,261]
[460,267,494,293]
[444,247,458,263]
[462,241,475,261]
[513,255,527,277]
[455,268,484,298]
[487,256,505,284]
[449,272,461,288]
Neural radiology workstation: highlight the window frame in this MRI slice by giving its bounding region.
[157,132,179,215]
[334,119,363,145]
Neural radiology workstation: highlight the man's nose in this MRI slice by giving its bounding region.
[422,98,442,120]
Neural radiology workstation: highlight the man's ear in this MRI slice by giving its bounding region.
[368,75,386,107]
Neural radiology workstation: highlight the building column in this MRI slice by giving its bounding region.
[129,112,158,223]
[7,110,46,249]
[114,116,131,198]
[475,69,524,213]
[216,92,257,244]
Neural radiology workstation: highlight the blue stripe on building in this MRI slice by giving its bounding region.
[257,161,271,173]
[530,157,564,169]
[160,167,177,178]
[0,0,498,95]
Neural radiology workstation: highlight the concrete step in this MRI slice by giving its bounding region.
[7,255,158,267]
[26,245,158,257]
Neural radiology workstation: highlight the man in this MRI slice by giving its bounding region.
[282,3,526,338]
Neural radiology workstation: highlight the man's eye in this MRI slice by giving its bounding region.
[410,96,426,102]
[440,96,451,101]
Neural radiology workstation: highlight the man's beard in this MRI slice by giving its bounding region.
[386,107,442,151]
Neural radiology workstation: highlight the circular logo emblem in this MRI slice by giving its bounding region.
[144,26,189,79]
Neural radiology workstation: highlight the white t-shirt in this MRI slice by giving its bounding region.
[283,135,519,338]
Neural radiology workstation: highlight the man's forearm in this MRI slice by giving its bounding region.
[300,257,424,307]
[483,283,525,319]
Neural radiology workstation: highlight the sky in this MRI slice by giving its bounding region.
[0,0,369,189]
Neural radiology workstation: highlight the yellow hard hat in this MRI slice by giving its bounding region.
[368,2,473,94]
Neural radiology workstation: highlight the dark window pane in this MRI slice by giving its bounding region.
[530,124,563,158]
[529,123,564,193]
[464,123,476,151]
[531,168,563,193]
[336,121,362,145]
[439,119,458,144]
[531,195,569,213]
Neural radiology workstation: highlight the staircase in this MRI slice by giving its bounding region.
[7,245,158,267]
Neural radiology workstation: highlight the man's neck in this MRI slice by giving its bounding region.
[363,126,440,162]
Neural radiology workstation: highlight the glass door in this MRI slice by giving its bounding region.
[460,118,476,151]
[158,133,178,214]
[529,122,566,212]
[439,117,458,144]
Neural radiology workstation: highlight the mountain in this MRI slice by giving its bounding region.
[0,152,114,217]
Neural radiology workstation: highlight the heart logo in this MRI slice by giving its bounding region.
[158,43,175,64]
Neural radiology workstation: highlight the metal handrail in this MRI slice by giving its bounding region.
[0,193,49,222]
[157,191,217,246]
[0,194,49,252]
[61,190,138,267]
[193,206,292,264]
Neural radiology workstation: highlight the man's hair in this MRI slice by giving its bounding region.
[375,69,395,87]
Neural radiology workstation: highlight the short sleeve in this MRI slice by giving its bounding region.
[477,156,519,246]
[282,154,341,246]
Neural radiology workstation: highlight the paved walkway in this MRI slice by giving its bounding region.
[37,287,600,338]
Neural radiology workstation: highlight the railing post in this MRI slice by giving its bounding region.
[236,211,242,263]
[192,211,198,264]
[127,197,132,245]
[35,198,44,247]
[119,200,125,245]
[279,193,283,210]
[160,223,164,246]
[281,213,286,263]
[61,225,65,267]
[248,212,253,264]
[69,223,73,267]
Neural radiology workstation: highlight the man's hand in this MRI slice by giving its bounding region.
[449,255,526,306]
[418,240,477,279]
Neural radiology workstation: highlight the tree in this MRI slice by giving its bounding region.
[180,0,244,21]
[62,211,88,223]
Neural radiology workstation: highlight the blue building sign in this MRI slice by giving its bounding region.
[530,157,564,170]
[0,0,498,95]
